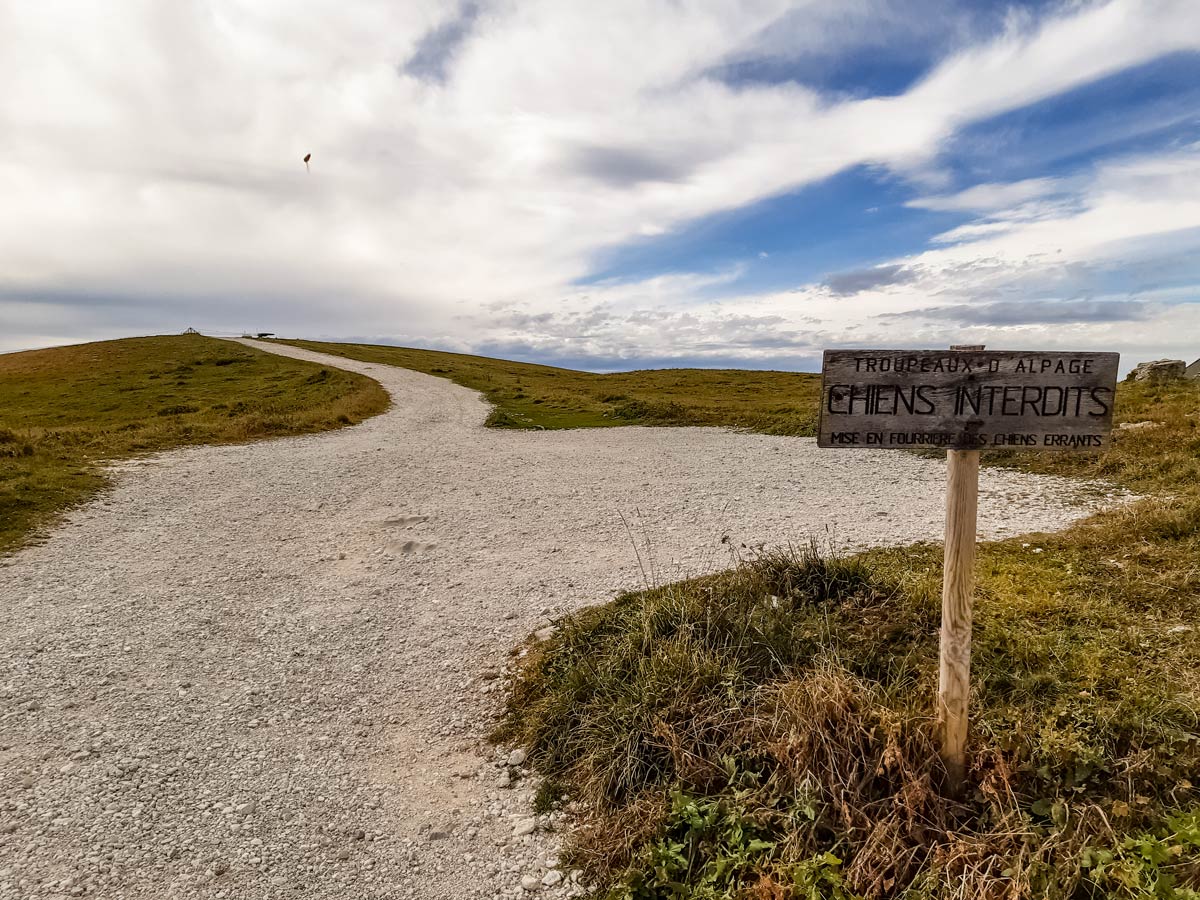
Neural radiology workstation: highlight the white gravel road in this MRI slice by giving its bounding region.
[0,340,1126,900]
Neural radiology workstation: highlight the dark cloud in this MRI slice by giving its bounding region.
[882,299,1153,326]
[823,263,916,295]
[402,3,480,83]
[564,145,693,187]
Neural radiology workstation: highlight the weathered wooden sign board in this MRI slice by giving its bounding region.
[818,349,1120,451]
[817,347,1119,795]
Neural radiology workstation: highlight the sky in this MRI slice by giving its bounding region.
[2,0,1199,373]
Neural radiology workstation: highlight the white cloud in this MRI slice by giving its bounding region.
[507,139,1200,370]
[1,0,1198,363]
[907,177,1066,212]
[897,0,1200,131]
[912,142,1200,274]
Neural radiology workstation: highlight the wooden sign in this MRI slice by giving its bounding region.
[816,346,1119,796]
[818,349,1120,451]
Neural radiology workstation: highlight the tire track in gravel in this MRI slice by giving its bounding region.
[0,339,1129,900]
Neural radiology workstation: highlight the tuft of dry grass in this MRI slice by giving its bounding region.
[0,334,388,554]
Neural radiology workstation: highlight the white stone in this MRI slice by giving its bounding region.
[512,818,537,837]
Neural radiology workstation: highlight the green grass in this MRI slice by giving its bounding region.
[500,377,1200,899]
[0,334,388,555]
[982,377,1200,493]
[275,339,822,435]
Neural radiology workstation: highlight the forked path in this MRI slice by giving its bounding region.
[0,341,1124,900]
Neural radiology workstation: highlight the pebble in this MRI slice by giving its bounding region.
[513,818,537,837]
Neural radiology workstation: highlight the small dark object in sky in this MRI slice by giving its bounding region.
[303,153,311,172]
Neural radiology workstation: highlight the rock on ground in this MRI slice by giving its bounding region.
[1129,359,1186,382]
[0,340,1130,899]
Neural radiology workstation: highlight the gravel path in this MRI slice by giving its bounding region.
[0,340,1127,900]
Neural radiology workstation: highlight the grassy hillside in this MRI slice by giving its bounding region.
[984,378,1200,491]
[0,335,388,555]
[275,339,822,435]
[501,378,1200,899]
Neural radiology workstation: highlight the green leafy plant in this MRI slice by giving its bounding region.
[1079,812,1200,899]
[614,788,777,899]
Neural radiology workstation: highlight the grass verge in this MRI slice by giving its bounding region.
[0,334,388,554]
[499,377,1200,898]
[274,339,821,434]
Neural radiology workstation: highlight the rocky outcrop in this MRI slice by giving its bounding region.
[1129,359,1186,382]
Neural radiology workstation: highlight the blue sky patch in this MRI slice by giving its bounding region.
[709,52,933,100]
[936,50,1200,188]
[707,0,1073,99]
[584,48,1200,301]
[581,166,970,295]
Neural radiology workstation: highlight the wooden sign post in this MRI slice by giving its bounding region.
[938,344,985,792]
[818,347,1119,794]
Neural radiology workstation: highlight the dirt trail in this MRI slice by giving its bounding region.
[0,340,1125,900]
